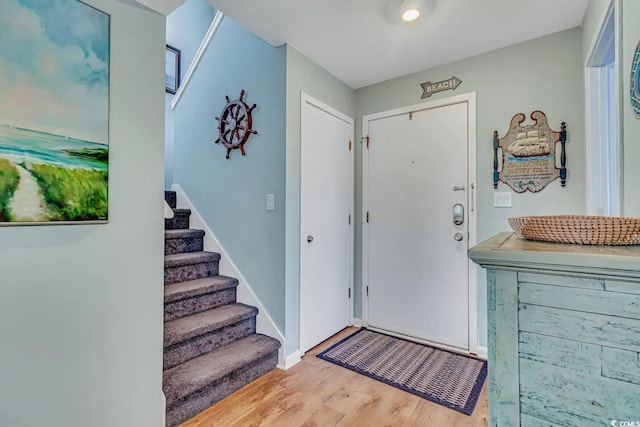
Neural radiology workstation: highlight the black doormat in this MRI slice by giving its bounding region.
[317,328,487,415]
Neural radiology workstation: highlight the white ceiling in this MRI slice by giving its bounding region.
[131,0,187,15]
[207,0,589,89]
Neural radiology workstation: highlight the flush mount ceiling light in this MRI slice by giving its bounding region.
[396,0,424,22]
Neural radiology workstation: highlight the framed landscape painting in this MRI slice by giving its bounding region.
[0,0,110,225]
[166,45,181,94]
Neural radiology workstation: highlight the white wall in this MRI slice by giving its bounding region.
[582,0,611,63]
[354,28,586,347]
[581,0,640,214]
[0,1,166,426]
[285,45,355,355]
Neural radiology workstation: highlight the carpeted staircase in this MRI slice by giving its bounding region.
[163,190,281,427]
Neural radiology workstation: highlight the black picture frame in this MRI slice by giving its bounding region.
[166,44,181,94]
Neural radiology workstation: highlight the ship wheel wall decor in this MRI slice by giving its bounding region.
[214,90,257,159]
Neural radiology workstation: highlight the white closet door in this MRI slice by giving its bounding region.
[300,95,353,353]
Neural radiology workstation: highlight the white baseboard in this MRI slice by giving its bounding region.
[277,350,302,371]
[172,184,286,365]
[475,346,488,360]
[163,200,174,219]
[161,391,166,427]
[351,318,363,327]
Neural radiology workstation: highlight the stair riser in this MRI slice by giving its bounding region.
[164,288,236,322]
[166,351,278,427]
[165,191,177,209]
[164,262,219,285]
[165,237,203,255]
[164,317,256,370]
[165,215,190,230]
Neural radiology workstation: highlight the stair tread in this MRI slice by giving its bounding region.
[163,334,280,404]
[165,229,205,240]
[171,208,191,215]
[164,303,257,347]
[164,276,238,303]
[165,251,220,268]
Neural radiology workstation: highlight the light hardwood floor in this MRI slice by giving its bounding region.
[180,327,489,427]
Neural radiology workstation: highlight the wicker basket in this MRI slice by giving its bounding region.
[508,215,640,245]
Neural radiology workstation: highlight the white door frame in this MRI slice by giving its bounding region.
[299,92,355,354]
[361,92,479,356]
[584,0,623,216]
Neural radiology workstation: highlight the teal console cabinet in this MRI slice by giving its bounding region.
[469,233,640,426]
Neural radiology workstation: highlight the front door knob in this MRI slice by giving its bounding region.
[307,235,314,243]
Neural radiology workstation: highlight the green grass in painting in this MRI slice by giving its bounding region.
[0,159,20,221]
[63,148,108,163]
[30,164,108,221]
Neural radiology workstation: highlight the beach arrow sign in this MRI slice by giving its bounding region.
[420,76,462,99]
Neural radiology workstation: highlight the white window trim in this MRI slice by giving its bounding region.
[584,0,623,216]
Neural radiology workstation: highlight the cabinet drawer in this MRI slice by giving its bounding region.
[518,303,640,353]
[519,281,640,320]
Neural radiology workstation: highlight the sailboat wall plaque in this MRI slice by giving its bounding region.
[493,111,567,193]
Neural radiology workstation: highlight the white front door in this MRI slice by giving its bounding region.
[364,96,475,351]
[300,94,353,353]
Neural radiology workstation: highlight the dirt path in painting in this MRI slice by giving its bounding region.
[9,164,50,222]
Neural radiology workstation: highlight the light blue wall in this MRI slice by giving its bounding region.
[167,0,215,68]
[0,0,166,425]
[172,17,287,330]
[165,0,216,189]
[354,28,586,347]
[285,45,355,355]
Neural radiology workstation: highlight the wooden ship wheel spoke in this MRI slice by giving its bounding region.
[214,90,257,159]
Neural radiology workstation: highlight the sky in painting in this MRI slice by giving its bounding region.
[0,0,109,145]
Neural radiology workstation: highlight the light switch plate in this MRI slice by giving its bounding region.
[494,192,512,208]
[266,194,275,211]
